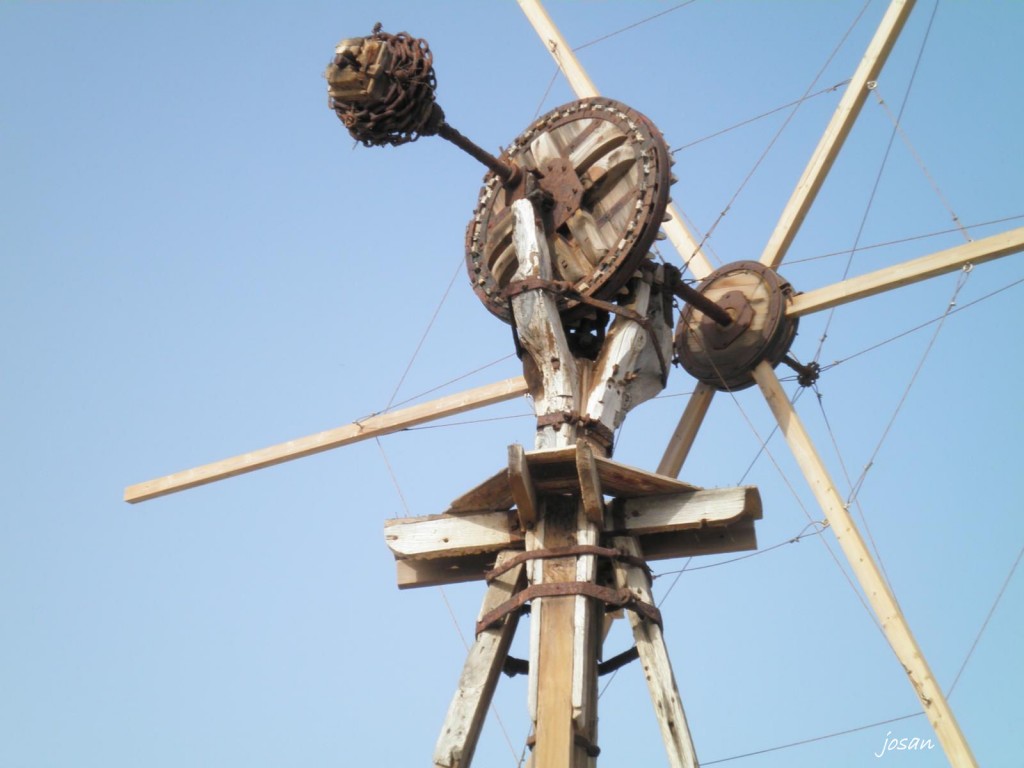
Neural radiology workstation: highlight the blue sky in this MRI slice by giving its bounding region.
[2,1,1022,766]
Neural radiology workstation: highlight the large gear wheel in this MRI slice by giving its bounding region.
[466,98,673,323]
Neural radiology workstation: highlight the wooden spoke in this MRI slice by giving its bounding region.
[751,360,978,767]
[759,0,915,270]
[124,377,529,503]
[657,382,716,478]
[516,0,713,280]
[787,225,1024,317]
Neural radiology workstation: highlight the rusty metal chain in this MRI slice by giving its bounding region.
[328,24,442,147]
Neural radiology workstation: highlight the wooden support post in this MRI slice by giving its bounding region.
[752,361,978,767]
[434,551,527,768]
[611,536,699,768]
[509,197,599,767]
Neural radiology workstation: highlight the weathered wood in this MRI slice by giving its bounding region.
[786,226,1024,317]
[394,514,760,588]
[124,376,529,503]
[759,0,915,269]
[395,553,497,590]
[508,443,540,530]
[752,361,977,767]
[515,0,713,281]
[637,516,757,563]
[385,510,523,560]
[611,536,699,768]
[575,440,604,524]
[582,269,669,437]
[385,487,758,564]
[533,496,590,768]
[510,199,581,449]
[434,551,527,768]
[615,486,761,535]
[594,455,699,497]
[447,469,514,514]
[657,383,716,478]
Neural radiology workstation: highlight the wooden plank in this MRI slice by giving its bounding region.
[395,553,497,590]
[384,510,523,560]
[638,516,757,562]
[575,439,604,524]
[387,487,758,571]
[520,446,701,497]
[786,226,1024,317]
[447,469,514,514]
[515,0,712,281]
[393,517,759,588]
[434,551,527,768]
[759,0,915,269]
[124,376,529,503]
[615,486,761,536]
[657,382,716,478]
[752,361,977,767]
[595,455,699,497]
[533,496,587,768]
[508,443,540,530]
[611,536,698,768]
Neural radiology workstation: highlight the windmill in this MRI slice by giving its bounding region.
[123,1,1023,765]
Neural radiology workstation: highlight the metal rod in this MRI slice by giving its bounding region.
[672,282,733,326]
[437,122,521,185]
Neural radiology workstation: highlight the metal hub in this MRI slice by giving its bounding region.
[674,261,798,391]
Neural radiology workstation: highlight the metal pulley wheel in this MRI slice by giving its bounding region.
[466,98,673,323]
[674,261,798,391]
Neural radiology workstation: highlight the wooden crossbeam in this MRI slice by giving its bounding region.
[386,485,760,573]
[123,377,529,503]
[787,226,1024,317]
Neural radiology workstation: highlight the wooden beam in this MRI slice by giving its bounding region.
[575,439,604,524]
[787,226,1024,317]
[752,361,977,767]
[385,510,523,560]
[611,536,699,768]
[385,487,758,564]
[516,0,713,280]
[759,0,915,269]
[123,376,529,503]
[434,551,527,768]
[508,443,540,530]
[657,382,716,478]
[393,514,759,588]
[615,486,761,536]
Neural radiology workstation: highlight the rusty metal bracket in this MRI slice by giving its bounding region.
[476,581,662,635]
[535,411,615,451]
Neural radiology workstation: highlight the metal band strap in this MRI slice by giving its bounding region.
[484,544,652,584]
[501,275,670,387]
[534,411,615,450]
[475,581,662,635]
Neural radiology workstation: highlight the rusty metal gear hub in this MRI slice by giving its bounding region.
[466,98,674,324]
[674,261,798,391]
